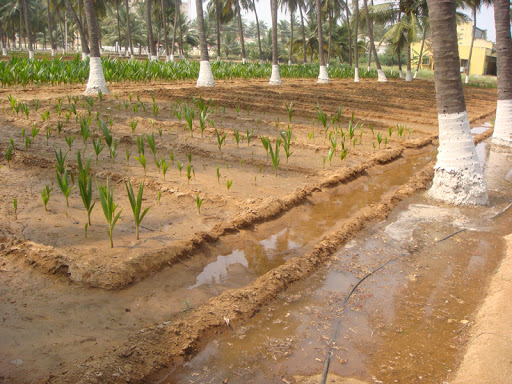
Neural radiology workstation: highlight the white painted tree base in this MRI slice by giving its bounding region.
[242,58,247,64]
[150,55,158,61]
[428,111,488,205]
[354,68,360,83]
[399,70,405,79]
[170,54,174,61]
[317,65,330,84]
[50,49,55,57]
[269,64,282,85]
[81,52,88,61]
[491,99,512,147]
[130,55,135,60]
[196,61,215,87]
[288,60,292,65]
[259,60,264,65]
[413,70,418,79]
[377,68,388,82]
[405,70,413,81]
[84,57,110,95]
[28,51,34,60]
[465,74,469,84]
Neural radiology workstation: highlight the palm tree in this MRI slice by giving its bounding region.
[224,0,247,63]
[462,0,485,83]
[125,0,134,57]
[83,0,109,94]
[269,0,281,84]
[426,0,487,205]
[315,0,329,82]
[146,0,157,59]
[281,0,297,65]
[251,0,264,64]
[170,0,179,60]
[413,15,428,78]
[491,0,512,147]
[196,0,214,86]
[297,0,307,64]
[353,0,359,81]
[21,0,34,58]
[64,0,89,59]
[362,0,386,81]
[159,0,170,60]
[46,0,57,55]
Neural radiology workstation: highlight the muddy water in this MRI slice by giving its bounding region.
[163,142,511,384]
[0,149,434,380]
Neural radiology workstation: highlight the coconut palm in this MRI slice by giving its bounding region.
[462,0,490,83]
[124,0,134,57]
[314,0,329,82]
[145,0,157,59]
[83,0,109,94]
[413,13,428,78]
[426,0,487,205]
[297,0,307,64]
[362,0,386,81]
[223,0,247,63]
[353,0,359,81]
[21,0,34,58]
[251,0,264,64]
[64,0,89,58]
[195,0,214,86]
[170,0,179,60]
[269,0,281,84]
[491,0,512,147]
[281,0,297,65]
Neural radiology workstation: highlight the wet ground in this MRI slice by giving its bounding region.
[162,137,512,383]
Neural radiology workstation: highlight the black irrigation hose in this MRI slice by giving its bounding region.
[320,201,512,384]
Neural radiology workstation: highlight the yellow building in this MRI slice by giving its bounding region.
[411,22,497,76]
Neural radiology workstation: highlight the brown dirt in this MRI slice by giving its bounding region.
[450,234,512,384]
[0,78,497,383]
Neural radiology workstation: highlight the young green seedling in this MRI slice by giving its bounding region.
[41,183,53,211]
[280,128,293,163]
[169,150,175,164]
[234,129,241,147]
[286,102,293,122]
[5,141,14,168]
[146,133,157,162]
[13,197,17,220]
[187,152,192,163]
[269,139,281,176]
[31,124,40,139]
[98,179,122,248]
[134,153,147,176]
[125,180,150,240]
[186,163,192,184]
[246,128,254,146]
[195,194,203,214]
[136,135,145,155]
[215,128,226,152]
[226,179,233,192]
[216,165,221,184]
[161,158,170,181]
[328,148,335,166]
[54,148,67,174]
[55,169,74,207]
[315,103,328,132]
[110,139,119,162]
[260,136,270,161]
[41,110,50,122]
[199,109,209,138]
[92,138,104,162]
[340,148,348,162]
[77,153,95,225]
[183,104,195,137]
[177,160,184,176]
[24,136,32,150]
[46,126,52,146]
[126,149,131,166]
[376,132,383,148]
[57,121,64,135]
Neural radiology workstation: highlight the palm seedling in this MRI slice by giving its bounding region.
[177,160,184,176]
[34,100,40,112]
[92,138,104,162]
[13,198,18,220]
[77,153,95,225]
[5,141,14,168]
[315,103,328,132]
[98,179,122,248]
[226,179,233,192]
[340,149,348,162]
[41,183,53,211]
[135,153,147,176]
[376,132,383,148]
[328,148,335,166]
[125,180,150,241]
[99,119,113,156]
[183,104,195,137]
[388,126,394,137]
[146,133,157,162]
[216,165,221,184]
[161,158,170,181]
[54,148,67,174]
[280,128,293,163]
[169,150,175,164]
[196,195,203,214]
[234,129,241,147]
[246,129,254,146]
[45,126,52,146]
[269,139,281,176]
[187,153,192,163]
[31,124,40,139]
[136,135,145,155]
[25,136,32,150]
[57,121,64,134]
[260,136,270,161]
[286,102,294,122]
[126,150,131,166]
[215,129,226,152]
[186,164,192,184]
[65,135,74,151]
[80,116,92,147]
[56,169,74,207]
[153,103,159,118]
[199,109,210,138]
[41,110,50,122]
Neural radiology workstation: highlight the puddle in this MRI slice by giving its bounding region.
[470,122,492,135]
[163,142,512,383]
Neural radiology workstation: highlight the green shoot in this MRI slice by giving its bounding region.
[315,103,327,131]
[125,180,150,240]
[25,136,32,150]
[226,179,233,192]
[6,141,14,168]
[280,128,293,163]
[286,102,293,122]
[216,165,221,184]
[177,160,183,176]
[196,194,203,214]
[92,138,104,162]
[13,197,18,220]
[376,132,383,148]
[269,139,281,176]
[169,150,175,164]
[134,153,147,176]
[246,128,254,146]
[41,184,53,211]
[65,135,74,151]
[136,135,145,155]
[98,179,122,248]
[77,153,95,225]
[187,152,192,163]
[234,129,241,147]
[126,149,131,166]
[199,109,209,137]
[46,126,52,145]
[57,121,63,135]
[215,128,226,152]
[328,148,335,166]
[340,148,347,162]
[183,104,195,137]
[186,163,192,184]
[388,126,394,137]
[260,136,270,161]
[31,124,40,138]
[54,148,67,174]
[55,169,74,207]
[146,133,157,161]
[80,116,91,145]
[161,158,170,181]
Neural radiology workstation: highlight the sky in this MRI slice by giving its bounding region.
[186,1,497,43]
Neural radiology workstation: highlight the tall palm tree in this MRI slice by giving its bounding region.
[315,0,329,82]
[297,0,307,64]
[224,0,247,63]
[125,0,134,57]
[64,0,89,59]
[252,0,264,64]
[413,15,428,78]
[362,0,386,81]
[83,0,109,95]
[160,0,170,60]
[170,0,179,60]
[462,0,483,83]
[353,0,359,82]
[46,0,56,55]
[426,0,487,205]
[491,0,512,147]
[269,0,281,84]
[196,0,214,86]
[282,0,297,65]
[146,0,157,59]
[21,0,34,58]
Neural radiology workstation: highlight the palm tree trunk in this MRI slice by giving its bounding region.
[22,0,33,59]
[253,0,263,64]
[354,0,359,82]
[269,0,281,84]
[178,10,183,57]
[47,0,56,56]
[161,0,170,60]
[83,0,109,94]
[327,9,332,66]
[125,0,134,57]
[116,0,122,55]
[426,0,487,205]
[146,0,157,59]
[298,1,306,64]
[316,0,329,83]
[64,0,90,59]
[464,6,476,84]
[346,3,351,67]
[216,5,221,60]
[405,40,412,81]
[235,0,246,63]
[491,0,512,146]
[0,18,6,56]
[171,0,179,60]
[363,0,386,81]
[288,10,293,65]
[414,25,427,78]
[195,0,214,86]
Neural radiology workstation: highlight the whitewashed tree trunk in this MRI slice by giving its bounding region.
[197,60,215,87]
[492,100,512,146]
[84,57,110,95]
[269,64,282,85]
[318,65,330,83]
[354,67,360,82]
[405,70,413,81]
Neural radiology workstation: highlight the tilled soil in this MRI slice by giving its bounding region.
[0,78,497,383]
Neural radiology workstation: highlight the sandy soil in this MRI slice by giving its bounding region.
[0,78,499,383]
